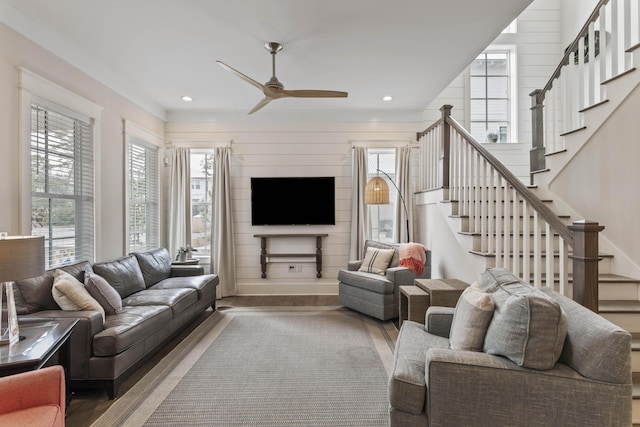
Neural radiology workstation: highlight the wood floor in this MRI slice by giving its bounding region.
[66,295,341,427]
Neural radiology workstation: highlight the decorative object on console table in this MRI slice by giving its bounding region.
[176,245,197,262]
[0,235,45,345]
[364,169,410,242]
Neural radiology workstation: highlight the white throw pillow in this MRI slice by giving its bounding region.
[358,247,395,275]
[52,269,105,323]
[449,282,495,351]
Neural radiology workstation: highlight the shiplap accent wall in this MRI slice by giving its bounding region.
[164,117,421,295]
[422,0,562,145]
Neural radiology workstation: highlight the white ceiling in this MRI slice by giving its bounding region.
[0,0,532,119]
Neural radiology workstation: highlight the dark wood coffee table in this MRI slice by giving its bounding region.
[0,318,77,402]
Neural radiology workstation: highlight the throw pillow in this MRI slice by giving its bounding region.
[483,281,568,370]
[52,269,105,323]
[358,247,395,275]
[449,282,495,351]
[84,272,123,315]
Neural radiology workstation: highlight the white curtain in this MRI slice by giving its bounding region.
[349,147,368,260]
[396,145,413,243]
[211,146,237,298]
[168,148,191,259]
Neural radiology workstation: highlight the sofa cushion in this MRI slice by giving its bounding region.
[93,305,172,356]
[358,247,395,275]
[84,272,123,315]
[13,261,93,314]
[337,269,395,294]
[52,270,105,322]
[449,282,494,351]
[92,255,146,299]
[150,274,219,300]
[389,320,450,415]
[122,288,197,316]
[479,267,522,292]
[483,278,567,370]
[132,248,172,288]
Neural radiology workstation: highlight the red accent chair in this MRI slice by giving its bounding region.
[0,365,65,426]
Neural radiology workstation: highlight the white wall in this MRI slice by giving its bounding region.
[165,113,422,295]
[423,0,563,145]
[549,81,640,278]
[0,22,164,261]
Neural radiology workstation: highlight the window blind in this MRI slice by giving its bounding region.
[127,138,159,252]
[30,103,94,267]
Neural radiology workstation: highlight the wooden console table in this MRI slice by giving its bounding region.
[254,234,328,278]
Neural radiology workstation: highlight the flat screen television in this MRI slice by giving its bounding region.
[251,177,335,226]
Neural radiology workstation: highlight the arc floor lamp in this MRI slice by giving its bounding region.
[364,170,410,243]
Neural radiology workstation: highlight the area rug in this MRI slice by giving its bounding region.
[91,306,398,426]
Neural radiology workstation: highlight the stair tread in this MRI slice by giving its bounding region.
[596,273,640,284]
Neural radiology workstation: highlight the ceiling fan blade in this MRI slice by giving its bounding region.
[216,60,264,91]
[280,89,348,98]
[248,97,273,115]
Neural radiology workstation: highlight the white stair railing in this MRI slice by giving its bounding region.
[531,0,640,172]
[418,106,603,311]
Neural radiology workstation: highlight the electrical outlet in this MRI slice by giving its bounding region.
[288,264,300,273]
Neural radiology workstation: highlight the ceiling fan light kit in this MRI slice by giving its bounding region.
[217,42,348,114]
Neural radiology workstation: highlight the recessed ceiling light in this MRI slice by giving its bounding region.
[181,96,193,102]
[382,95,393,102]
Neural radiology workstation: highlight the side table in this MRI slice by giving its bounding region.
[0,318,78,404]
[399,278,470,327]
[399,285,430,328]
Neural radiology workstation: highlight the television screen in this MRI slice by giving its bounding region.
[251,177,335,226]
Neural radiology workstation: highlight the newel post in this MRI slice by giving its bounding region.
[440,105,452,189]
[568,220,604,312]
[529,89,546,184]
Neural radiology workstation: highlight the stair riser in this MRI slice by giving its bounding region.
[600,282,640,301]
[458,216,572,234]
[476,253,611,277]
[599,313,640,333]
[464,233,562,254]
[632,351,640,372]
[632,399,640,424]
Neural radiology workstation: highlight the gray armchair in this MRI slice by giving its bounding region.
[337,240,431,320]
[388,268,632,427]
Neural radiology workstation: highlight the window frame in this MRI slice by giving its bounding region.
[468,46,517,143]
[366,148,397,243]
[124,120,161,254]
[19,68,103,265]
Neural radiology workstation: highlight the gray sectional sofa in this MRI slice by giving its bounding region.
[388,268,632,427]
[13,247,218,398]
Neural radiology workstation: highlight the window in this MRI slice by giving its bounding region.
[190,150,214,255]
[125,124,160,253]
[469,49,515,143]
[20,69,102,267]
[367,148,396,243]
[30,103,94,267]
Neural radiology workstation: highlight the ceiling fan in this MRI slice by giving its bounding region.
[216,42,348,114]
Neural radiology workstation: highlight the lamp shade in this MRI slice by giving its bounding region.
[364,176,390,204]
[0,236,45,282]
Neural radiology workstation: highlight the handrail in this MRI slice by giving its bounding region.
[537,0,608,101]
[444,115,575,247]
[416,117,444,141]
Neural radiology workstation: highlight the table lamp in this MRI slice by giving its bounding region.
[0,235,45,345]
